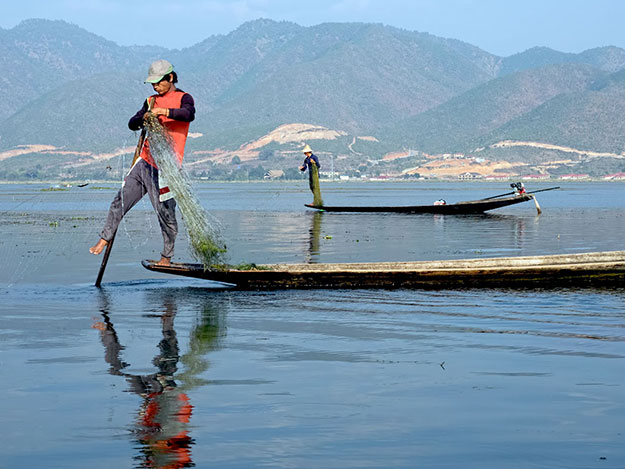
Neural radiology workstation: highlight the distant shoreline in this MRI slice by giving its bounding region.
[0,177,623,185]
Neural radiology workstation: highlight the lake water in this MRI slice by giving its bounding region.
[1,181,624,468]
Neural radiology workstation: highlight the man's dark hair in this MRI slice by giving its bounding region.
[161,72,178,84]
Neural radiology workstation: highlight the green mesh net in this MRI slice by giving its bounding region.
[309,162,324,207]
[144,114,227,269]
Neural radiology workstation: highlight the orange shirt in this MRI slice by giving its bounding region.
[141,89,192,168]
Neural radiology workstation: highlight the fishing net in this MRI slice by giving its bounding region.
[309,162,324,207]
[144,114,227,268]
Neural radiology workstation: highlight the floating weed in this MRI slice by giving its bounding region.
[208,263,272,272]
[41,187,68,192]
[229,263,271,271]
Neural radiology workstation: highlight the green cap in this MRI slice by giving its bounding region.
[145,59,174,83]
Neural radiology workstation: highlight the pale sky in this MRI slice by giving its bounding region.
[2,0,625,56]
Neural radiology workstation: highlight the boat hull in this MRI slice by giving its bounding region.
[142,251,625,290]
[305,194,533,213]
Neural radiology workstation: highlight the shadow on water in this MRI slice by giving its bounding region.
[94,288,226,469]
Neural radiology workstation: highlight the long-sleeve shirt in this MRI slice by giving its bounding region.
[301,153,320,171]
[128,89,195,131]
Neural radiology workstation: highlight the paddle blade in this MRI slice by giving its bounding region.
[533,195,542,215]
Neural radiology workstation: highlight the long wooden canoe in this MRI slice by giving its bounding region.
[305,193,535,214]
[142,250,625,290]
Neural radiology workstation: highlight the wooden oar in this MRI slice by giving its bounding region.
[532,195,542,215]
[528,186,560,195]
[95,230,117,287]
[481,186,560,200]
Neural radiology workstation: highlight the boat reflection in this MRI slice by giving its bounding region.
[430,212,530,252]
[93,290,225,468]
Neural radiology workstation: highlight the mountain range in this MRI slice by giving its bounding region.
[1,18,625,181]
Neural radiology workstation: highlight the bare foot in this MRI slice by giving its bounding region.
[89,238,108,255]
[155,256,171,266]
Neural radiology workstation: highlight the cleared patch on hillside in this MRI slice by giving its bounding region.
[403,156,526,178]
[190,123,349,165]
[489,140,625,159]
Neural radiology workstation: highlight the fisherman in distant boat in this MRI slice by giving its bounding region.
[299,144,323,206]
[511,182,526,195]
[89,59,195,267]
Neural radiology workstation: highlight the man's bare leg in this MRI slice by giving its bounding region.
[89,238,108,255]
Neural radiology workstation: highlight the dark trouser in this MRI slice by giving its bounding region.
[100,159,177,259]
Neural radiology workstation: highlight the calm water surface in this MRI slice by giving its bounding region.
[1,181,624,468]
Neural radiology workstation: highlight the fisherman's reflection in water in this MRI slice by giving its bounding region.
[94,292,224,469]
[306,211,323,263]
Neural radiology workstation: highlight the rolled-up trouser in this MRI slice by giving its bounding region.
[100,158,178,259]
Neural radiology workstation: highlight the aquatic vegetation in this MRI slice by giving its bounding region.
[224,263,270,271]
[190,237,227,267]
[144,114,227,267]
[193,262,271,272]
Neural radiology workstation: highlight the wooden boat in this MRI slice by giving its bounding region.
[306,193,534,214]
[304,186,559,214]
[142,250,625,290]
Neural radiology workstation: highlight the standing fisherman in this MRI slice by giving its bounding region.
[299,144,323,206]
[89,59,195,266]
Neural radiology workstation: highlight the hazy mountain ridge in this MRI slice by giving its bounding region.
[0,19,163,117]
[387,63,609,154]
[1,18,625,180]
[499,46,625,76]
[482,74,625,154]
[192,21,499,141]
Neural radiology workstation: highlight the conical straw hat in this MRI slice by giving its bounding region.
[302,144,313,153]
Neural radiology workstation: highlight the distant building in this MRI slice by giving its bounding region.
[458,172,483,180]
[603,172,625,180]
[522,174,550,180]
[560,174,589,180]
[264,169,284,179]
